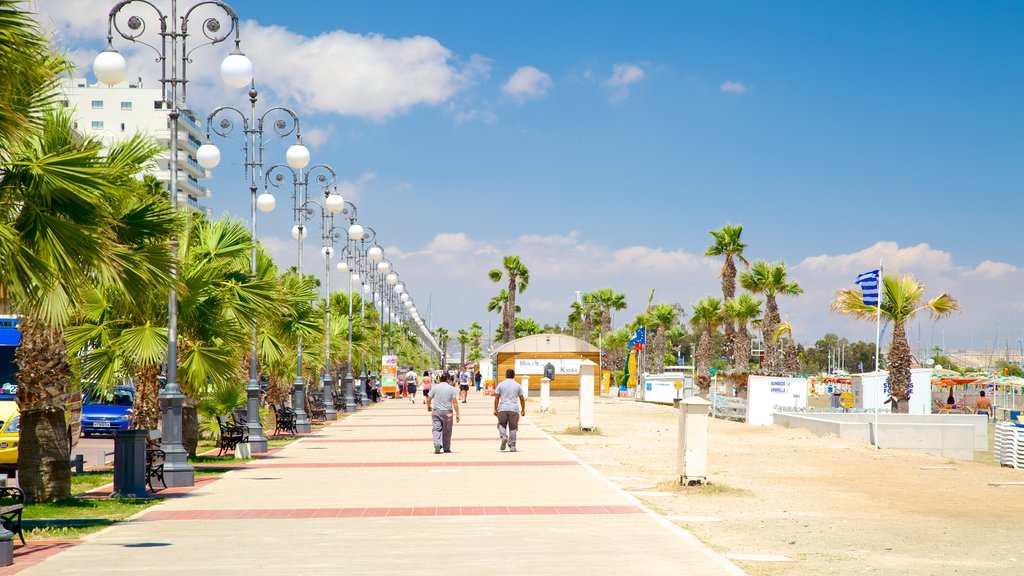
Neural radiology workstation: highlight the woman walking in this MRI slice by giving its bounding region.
[420,370,432,404]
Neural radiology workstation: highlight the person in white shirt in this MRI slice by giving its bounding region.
[493,368,526,452]
[404,368,418,403]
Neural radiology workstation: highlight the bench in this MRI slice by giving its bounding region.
[308,395,326,422]
[272,403,298,436]
[146,448,166,491]
[0,486,25,545]
[216,415,248,456]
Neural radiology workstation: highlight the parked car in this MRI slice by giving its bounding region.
[0,401,19,476]
[81,385,134,437]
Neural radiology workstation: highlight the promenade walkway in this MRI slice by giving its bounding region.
[17,393,745,575]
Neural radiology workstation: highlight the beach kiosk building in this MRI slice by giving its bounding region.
[494,334,601,393]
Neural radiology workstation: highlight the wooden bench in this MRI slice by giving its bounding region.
[216,415,248,456]
[0,486,25,545]
[272,403,298,436]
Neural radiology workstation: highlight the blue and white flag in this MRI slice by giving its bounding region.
[854,269,880,306]
[628,326,647,347]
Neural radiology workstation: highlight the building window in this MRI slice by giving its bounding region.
[91,121,104,130]
[120,123,126,132]
[120,101,133,111]
[154,100,164,110]
[91,100,103,109]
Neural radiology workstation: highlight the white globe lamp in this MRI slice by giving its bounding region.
[286,143,310,169]
[256,192,276,212]
[196,143,221,169]
[93,49,127,86]
[367,245,383,262]
[386,272,398,285]
[325,193,345,213]
[336,261,348,273]
[291,224,307,240]
[220,52,254,88]
[348,224,364,240]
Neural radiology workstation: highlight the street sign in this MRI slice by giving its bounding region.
[839,392,855,409]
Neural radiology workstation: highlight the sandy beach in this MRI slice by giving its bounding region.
[528,394,1024,576]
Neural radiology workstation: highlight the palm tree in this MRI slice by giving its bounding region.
[739,260,803,372]
[434,327,449,367]
[488,255,529,343]
[467,322,483,362]
[772,321,801,374]
[646,303,680,374]
[585,288,627,341]
[457,329,469,367]
[831,272,959,412]
[4,114,166,501]
[689,297,724,396]
[724,294,762,370]
[705,224,748,367]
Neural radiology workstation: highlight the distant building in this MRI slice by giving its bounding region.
[59,77,212,213]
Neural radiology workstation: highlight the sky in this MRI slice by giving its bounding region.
[32,0,1024,355]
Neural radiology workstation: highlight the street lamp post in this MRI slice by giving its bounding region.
[265,163,343,433]
[312,195,349,420]
[352,227,378,406]
[333,204,362,412]
[95,0,253,487]
[196,86,308,452]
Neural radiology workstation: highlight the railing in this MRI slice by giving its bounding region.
[709,393,747,421]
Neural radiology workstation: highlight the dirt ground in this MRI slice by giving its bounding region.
[528,394,1024,576]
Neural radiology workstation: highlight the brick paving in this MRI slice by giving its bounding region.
[12,391,746,575]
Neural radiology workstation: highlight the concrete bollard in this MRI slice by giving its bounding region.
[234,442,252,459]
[578,360,597,430]
[521,375,529,400]
[112,429,150,498]
[0,527,12,566]
[540,377,551,412]
[677,396,712,485]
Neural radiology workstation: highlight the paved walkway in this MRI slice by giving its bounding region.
[17,393,745,575]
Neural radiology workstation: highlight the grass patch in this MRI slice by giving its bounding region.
[560,425,603,436]
[25,497,157,521]
[71,471,114,494]
[656,479,753,497]
[267,436,299,448]
[189,455,250,464]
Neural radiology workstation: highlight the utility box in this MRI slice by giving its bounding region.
[677,396,712,485]
[579,360,597,430]
[540,377,551,412]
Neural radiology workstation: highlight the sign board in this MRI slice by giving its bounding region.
[381,355,398,392]
[514,358,581,376]
[747,375,808,425]
[838,392,855,409]
[850,369,932,414]
[642,374,694,404]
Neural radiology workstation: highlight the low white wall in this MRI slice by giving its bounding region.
[773,412,983,460]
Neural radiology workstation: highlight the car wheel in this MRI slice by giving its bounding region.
[82,432,91,438]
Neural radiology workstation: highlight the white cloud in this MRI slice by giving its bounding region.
[337,172,376,203]
[720,80,747,94]
[501,66,553,101]
[35,1,488,120]
[604,63,645,102]
[453,109,498,125]
[974,260,1017,278]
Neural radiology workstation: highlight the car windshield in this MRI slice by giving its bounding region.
[84,388,135,406]
[5,416,18,434]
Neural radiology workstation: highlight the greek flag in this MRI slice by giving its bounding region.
[854,269,880,306]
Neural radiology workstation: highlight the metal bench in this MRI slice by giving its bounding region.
[216,415,248,456]
[146,448,166,491]
[308,395,326,422]
[272,403,297,436]
[0,487,25,545]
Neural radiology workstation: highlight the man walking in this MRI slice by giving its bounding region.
[427,372,460,453]
[493,368,526,452]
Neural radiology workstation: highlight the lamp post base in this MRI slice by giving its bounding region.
[158,385,194,488]
[292,376,311,434]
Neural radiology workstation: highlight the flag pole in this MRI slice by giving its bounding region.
[873,259,883,450]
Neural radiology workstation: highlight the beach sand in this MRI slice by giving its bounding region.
[527,395,1023,576]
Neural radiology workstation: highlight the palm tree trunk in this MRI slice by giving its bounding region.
[783,339,799,373]
[14,316,72,503]
[505,278,516,343]
[887,321,912,413]
[131,363,161,434]
[696,330,713,396]
[761,296,780,372]
[732,327,750,370]
[652,329,666,373]
[722,258,736,367]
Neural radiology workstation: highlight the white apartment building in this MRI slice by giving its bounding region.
[60,78,212,212]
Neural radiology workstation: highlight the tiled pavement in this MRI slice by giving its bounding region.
[14,393,746,575]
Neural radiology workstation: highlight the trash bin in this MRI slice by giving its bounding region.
[112,430,149,498]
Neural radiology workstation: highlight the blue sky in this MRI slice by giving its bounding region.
[39,0,1024,353]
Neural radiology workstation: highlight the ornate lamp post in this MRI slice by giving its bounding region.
[351,227,379,405]
[94,0,253,487]
[333,204,362,412]
[264,163,343,433]
[195,86,308,452]
[312,196,353,420]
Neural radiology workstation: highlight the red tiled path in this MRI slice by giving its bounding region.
[14,392,746,575]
